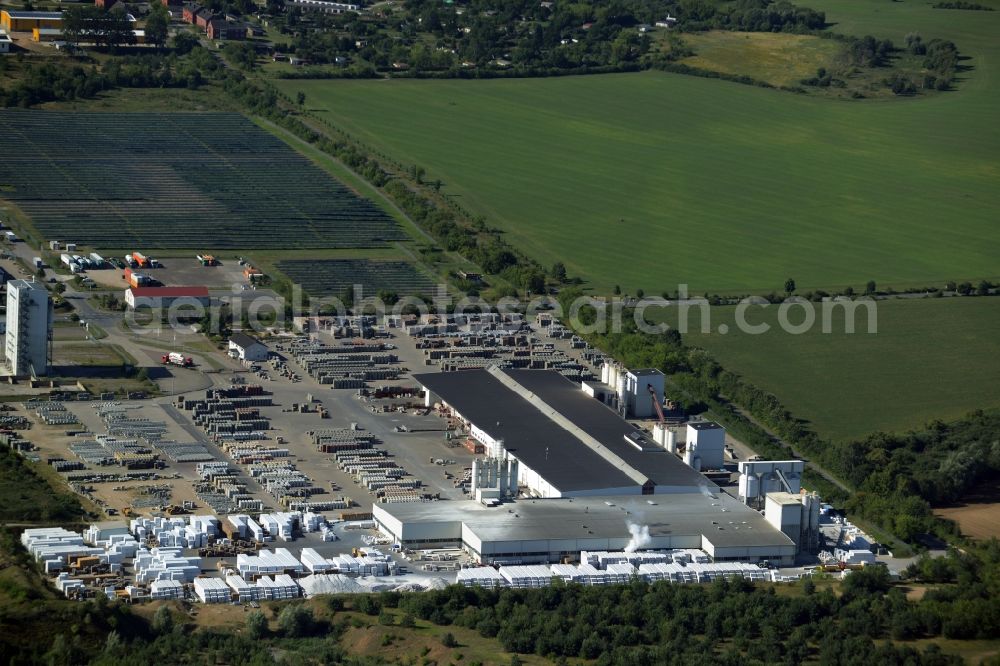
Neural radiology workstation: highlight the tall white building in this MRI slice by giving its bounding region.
[4,279,52,377]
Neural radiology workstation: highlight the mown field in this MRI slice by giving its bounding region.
[646,297,1000,441]
[277,0,1000,296]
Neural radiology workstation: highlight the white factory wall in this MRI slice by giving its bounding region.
[686,424,726,470]
[623,371,664,419]
[701,536,796,565]
[5,280,51,377]
[472,534,705,564]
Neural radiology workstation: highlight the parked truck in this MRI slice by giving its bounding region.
[161,352,193,367]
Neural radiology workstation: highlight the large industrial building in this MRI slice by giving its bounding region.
[373,492,798,565]
[4,279,52,377]
[387,366,816,566]
[417,367,709,498]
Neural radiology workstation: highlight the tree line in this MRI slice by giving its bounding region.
[11,548,1000,664]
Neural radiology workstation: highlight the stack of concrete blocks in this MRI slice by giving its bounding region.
[125,585,148,601]
[227,514,267,542]
[835,549,877,566]
[670,549,711,564]
[499,565,554,589]
[54,573,86,598]
[637,563,703,583]
[134,547,201,584]
[225,573,256,601]
[573,563,611,585]
[194,577,231,603]
[150,579,184,600]
[318,522,338,542]
[258,512,298,541]
[255,574,300,600]
[299,548,336,574]
[300,512,326,533]
[456,567,505,588]
[328,550,396,576]
[548,564,581,583]
[131,516,218,549]
[21,527,103,568]
[85,523,141,569]
[604,562,638,583]
[582,550,673,569]
[236,548,303,578]
[84,522,131,546]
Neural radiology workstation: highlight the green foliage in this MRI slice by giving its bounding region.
[0,447,87,522]
[144,4,169,48]
[245,610,267,639]
[63,5,136,50]
[277,603,315,638]
[223,42,258,71]
[151,606,174,635]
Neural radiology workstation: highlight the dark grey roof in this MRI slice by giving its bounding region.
[629,368,663,377]
[688,421,722,431]
[415,369,710,493]
[230,332,263,349]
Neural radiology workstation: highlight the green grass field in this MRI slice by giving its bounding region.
[647,297,1000,441]
[680,31,842,87]
[276,0,1000,295]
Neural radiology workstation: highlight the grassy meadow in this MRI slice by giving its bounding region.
[679,31,842,87]
[646,297,1000,441]
[276,0,1000,296]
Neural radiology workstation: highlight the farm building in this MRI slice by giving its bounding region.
[1,10,62,33]
[0,33,11,53]
[228,332,268,362]
[125,286,210,309]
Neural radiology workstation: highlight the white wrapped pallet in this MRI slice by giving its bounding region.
[300,548,335,573]
[604,562,637,583]
[499,565,553,589]
[194,577,231,603]
[150,579,184,600]
[457,567,505,588]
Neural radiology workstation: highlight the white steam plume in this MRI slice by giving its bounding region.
[624,522,651,553]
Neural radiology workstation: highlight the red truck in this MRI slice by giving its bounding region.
[161,352,193,367]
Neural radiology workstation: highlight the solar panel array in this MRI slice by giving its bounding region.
[0,111,405,250]
[276,259,437,297]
